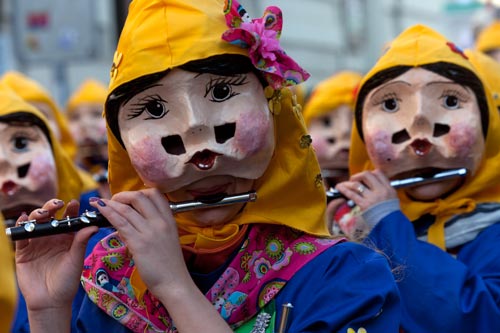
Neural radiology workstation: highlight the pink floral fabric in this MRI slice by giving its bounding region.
[81,224,344,332]
[221,0,310,89]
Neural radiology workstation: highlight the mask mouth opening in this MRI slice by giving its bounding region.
[196,192,228,204]
[187,149,222,170]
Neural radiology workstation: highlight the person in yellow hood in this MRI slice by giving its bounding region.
[330,24,500,332]
[14,1,400,332]
[0,71,101,195]
[66,78,110,198]
[1,71,77,159]
[0,83,113,333]
[303,71,362,188]
[475,20,500,63]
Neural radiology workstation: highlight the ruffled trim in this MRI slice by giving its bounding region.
[221,0,310,89]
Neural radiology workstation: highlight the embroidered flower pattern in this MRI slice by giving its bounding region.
[254,257,271,278]
[265,237,284,259]
[258,281,285,307]
[82,225,343,331]
[272,248,293,270]
[300,135,312,149]
[106,236,124,248]
[101,252,125,271]
[294,242,316,255]
[222,0,310,89]
[112,304,128,319]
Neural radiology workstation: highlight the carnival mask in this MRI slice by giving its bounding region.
[362,68,484,199]
[118,68,275,195]
[308,104,352,183]
[0,121,58,222]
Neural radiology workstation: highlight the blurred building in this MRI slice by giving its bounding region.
[0,0,497,105]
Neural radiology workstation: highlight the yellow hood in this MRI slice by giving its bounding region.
[303,71,362,126]
[1,71,78,161]
[0,213,16,332]
[465,49,500,111]
[105,0,329,249]
[475,20,500,53]
[0,82,86,218]
[350,24,500,249]
[66,79,108,115]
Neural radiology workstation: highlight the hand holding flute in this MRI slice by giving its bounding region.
[326,168,468,237]
[6,191,257,241]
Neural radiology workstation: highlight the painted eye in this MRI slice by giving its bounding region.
[443,95,459,109]
[382,98,399,113]
[321,116,331,127]
[12,136,30,152]
[211,83,233,102]
[144,100,167,118]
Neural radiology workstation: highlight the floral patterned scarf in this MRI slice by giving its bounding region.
[81,224,344,332]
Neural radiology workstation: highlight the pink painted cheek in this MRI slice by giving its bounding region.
[27,153,57,189]
[365,131,397,167]
[311,135,328,157]
[233,110,272,155]
[97,122,107,139]
[127,136,176,183]
[445,124,479,158]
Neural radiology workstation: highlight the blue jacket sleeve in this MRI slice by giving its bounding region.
[275,242,401,333]
[75,242,401,333]
[366,211,500,332]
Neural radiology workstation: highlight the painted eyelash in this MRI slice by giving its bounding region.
[10,129,39,142]
[127,94,167,120]
[371,92,400,106]
[439,89,469,102]
[204,74,248,98]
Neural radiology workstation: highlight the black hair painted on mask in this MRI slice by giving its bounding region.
[106,54,264,148]
[0,112,53,147]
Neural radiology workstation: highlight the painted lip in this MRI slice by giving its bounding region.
[187,149,222,170]
[1,180,19,196]
[410,138,432,156]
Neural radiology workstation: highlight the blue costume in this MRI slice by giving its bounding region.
[364,207,500,332]
[75,226,401,332]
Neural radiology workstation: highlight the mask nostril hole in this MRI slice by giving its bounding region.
[392,129,411,144]
[214,122,236,144]
[161,135,186,155]
[433,123,450,137]
[17,163,30,178]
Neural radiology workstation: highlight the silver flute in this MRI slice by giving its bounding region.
[326,168,468,202]
[5,191,257,241]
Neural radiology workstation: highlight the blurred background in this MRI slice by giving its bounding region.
[0,0,499,105]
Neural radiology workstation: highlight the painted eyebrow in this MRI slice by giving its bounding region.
[370,80,411,97]
[425,81,468,90]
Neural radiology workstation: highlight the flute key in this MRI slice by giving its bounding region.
[5,191,257,241]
